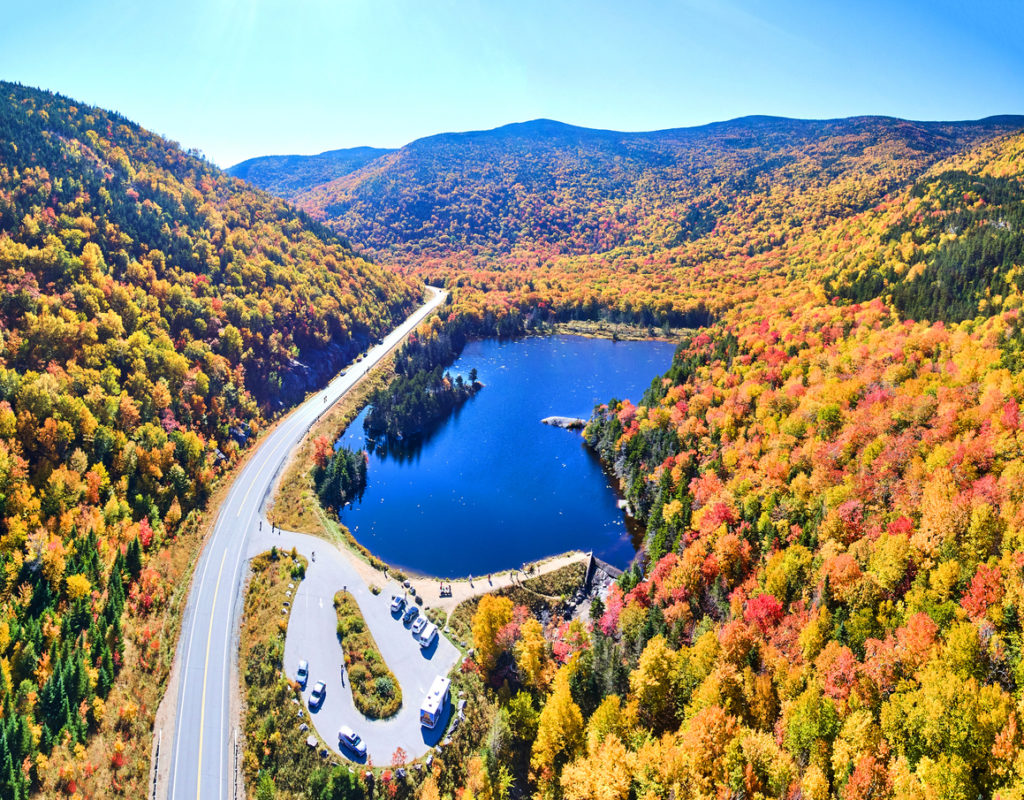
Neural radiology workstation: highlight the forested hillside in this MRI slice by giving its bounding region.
[227,145,394,202]
[237,115,1023,271]
[5,80,1024,800]
[276,124,1024,800]
[0,81,418,797]
[438,130,1024,800]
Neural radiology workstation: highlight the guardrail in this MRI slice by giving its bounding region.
[150,728,161,800]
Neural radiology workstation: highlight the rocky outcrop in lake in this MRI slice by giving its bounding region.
[541,416,587,430]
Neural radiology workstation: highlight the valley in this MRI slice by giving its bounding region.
[1,76,1024,800]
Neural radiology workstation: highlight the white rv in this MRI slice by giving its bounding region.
[420,675,451,729]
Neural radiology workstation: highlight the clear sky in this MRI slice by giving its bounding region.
[2,0,1022,167]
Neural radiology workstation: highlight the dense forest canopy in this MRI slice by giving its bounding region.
[258,120,1024,800]
[4,77,1024,800]
[0,81,419,797]
[227,146,395,202]
[234,114,1023,271]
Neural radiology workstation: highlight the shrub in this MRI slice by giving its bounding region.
[334,591,402,718]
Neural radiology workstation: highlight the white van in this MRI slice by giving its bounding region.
[418,622,438,649]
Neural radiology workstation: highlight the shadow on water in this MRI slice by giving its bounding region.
[364,398,475,465]
[580,439,646,559]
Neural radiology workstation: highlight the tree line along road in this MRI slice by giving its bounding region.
[163,288,448,800]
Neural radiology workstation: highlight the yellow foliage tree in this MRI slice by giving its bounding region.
[561,733,634,800]
[531,665,584,797]
[65,574,91,601]
[515,617,551,691]
[914,467,964,559]
[585,695,625,754]
[629,634,679,731]
[472,594,514,674]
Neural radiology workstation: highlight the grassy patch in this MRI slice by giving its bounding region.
[240,549,360,799]
[334,591,403,719]
[425,607,448,629]
[521,560,587,598]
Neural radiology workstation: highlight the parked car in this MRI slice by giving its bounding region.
[411,616,428,637]
[296,659,309,689]
[403,605,419,624]
[308,681,326,710]
[390,595,405,614]
[338,725,367,757]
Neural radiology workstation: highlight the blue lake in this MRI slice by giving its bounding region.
[337,335,677,577]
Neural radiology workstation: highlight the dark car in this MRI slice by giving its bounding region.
[403,605,419,624]
[308,681,326,710]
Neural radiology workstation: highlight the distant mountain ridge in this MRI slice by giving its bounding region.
[227,145,394,200]
[229,114,1024,266]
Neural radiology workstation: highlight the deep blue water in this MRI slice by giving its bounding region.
[337,335,677,577]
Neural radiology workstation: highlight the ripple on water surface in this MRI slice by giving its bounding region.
[337,335,677,577]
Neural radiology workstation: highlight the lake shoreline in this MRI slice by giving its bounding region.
[337,334,677,576]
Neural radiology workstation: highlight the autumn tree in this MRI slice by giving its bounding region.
[473,595,514,674]
[531,666,584,798]
[516,617,552,691]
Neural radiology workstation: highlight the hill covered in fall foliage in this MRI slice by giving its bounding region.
[5,78,1024,800]
[259,121,1024,800]
[227,145,394,202]
[0,81,419,797]
[233,114,1023,271]
[429,128,1024,800]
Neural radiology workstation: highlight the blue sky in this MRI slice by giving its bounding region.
[2,0,1021,167]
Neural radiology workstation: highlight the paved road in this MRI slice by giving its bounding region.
[166,288,448,800]
[246,528,460,763]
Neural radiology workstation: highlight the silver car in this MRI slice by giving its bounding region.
[308,681,326,710]
[338,725,367,757]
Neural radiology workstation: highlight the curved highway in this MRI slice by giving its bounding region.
[165,288,448,800]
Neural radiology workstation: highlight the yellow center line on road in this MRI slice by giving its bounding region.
[195,543,230,798]
[180,291,445,796]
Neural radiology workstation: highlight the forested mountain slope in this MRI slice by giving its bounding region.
[0,81,418,797]
[236,115,1024,270]
[320,129,1024,800]
[227,145,394,201]
[551,130,1024,800]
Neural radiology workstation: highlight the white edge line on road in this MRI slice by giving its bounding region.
[169,290,445,798]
